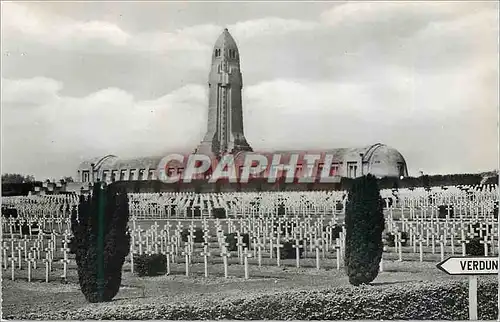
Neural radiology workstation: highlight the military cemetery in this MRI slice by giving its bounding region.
[1,181,499,319]
[2,2,498,320]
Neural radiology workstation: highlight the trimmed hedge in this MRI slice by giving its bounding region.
[344,174,385,286]
[385,231,409,247]
[324,225,343,240]
[224,233,250,251]
[273,239,305,259]
[181,228,204,243]
[69,182,130,303]
[1,206,18,218]
[185,206,202,218]
[466,237,490,256]
[76,173,492,194]
[134,254,168,277]
[212,207,227,219]
[13,280,497,320]
[438,205,454,218]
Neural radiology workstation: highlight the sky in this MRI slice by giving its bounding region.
[1,1,498,180]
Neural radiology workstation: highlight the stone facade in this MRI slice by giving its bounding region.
[76,28,409,184]
[195,28,252,156]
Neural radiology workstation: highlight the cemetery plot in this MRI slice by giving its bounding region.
[1,184,498,319]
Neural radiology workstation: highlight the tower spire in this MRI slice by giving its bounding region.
[195,28,252,156]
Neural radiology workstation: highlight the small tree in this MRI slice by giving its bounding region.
[344,174,385,286]
[1,173,35,184]
[69,182,130,302]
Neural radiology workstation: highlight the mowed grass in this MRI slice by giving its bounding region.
[3,213,496,319]
[1,258,471,320]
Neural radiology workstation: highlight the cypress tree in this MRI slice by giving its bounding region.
[69,182,131,302]
[344,174,385,286]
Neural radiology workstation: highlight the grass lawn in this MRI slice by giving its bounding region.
[3,259,494,320]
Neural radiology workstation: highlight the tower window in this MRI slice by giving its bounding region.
[215,49,221,57]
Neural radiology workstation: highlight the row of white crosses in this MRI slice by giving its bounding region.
[381,184,498,261]
[385,216,498,262]
[386,186,498,221]
[3,195,79,219]
[3,185,496,222]
[125,185,496,220]
[2,217,72,239]
[1,229,73,282]
[127,216,348,279]
[127,190,348,220]
[2,185,497,280]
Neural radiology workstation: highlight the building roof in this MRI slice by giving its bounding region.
[233,143,405,164]
[213,28,239,53]
[78,155,164,171]
[77,144,407,171]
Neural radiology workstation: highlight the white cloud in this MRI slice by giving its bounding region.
[3,3,322,56]
[130,17,321,59]
[242,62,497,176]
[319,2,488,27]
[230,17,321,39]
[2,3,130,48]
[2,77,63,106]
[1,77,207,178]
[1,2,497,179]
[2,63,496,178]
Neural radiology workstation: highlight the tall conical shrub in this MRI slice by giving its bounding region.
[69,182,131,302]
[344,174,385,286]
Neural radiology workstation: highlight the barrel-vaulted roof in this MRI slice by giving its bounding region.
[232,144,405,165]
[77,143,407,172]
[78,155,164,171]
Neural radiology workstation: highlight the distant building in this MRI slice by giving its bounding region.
[77,28,408,184]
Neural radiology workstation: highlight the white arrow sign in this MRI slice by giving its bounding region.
[437,256,498,275]
[437,256,499,321]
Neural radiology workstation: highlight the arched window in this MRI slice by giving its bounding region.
[215,49,221,57]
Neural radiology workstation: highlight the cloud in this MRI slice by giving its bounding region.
[2,64,497,178]
[242,60,497,176]
[1,77,207,178]
[1,2,497,179]
[3,3,322,56]
[320,2,490,28]
[2,3,130,48]
[2,77,63,106]
[130,17,321,61]
[230,17,321,39]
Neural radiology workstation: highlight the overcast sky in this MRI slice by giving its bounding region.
[1,1,498,179]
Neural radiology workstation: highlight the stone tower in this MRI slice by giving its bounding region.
[195,28,252,156]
